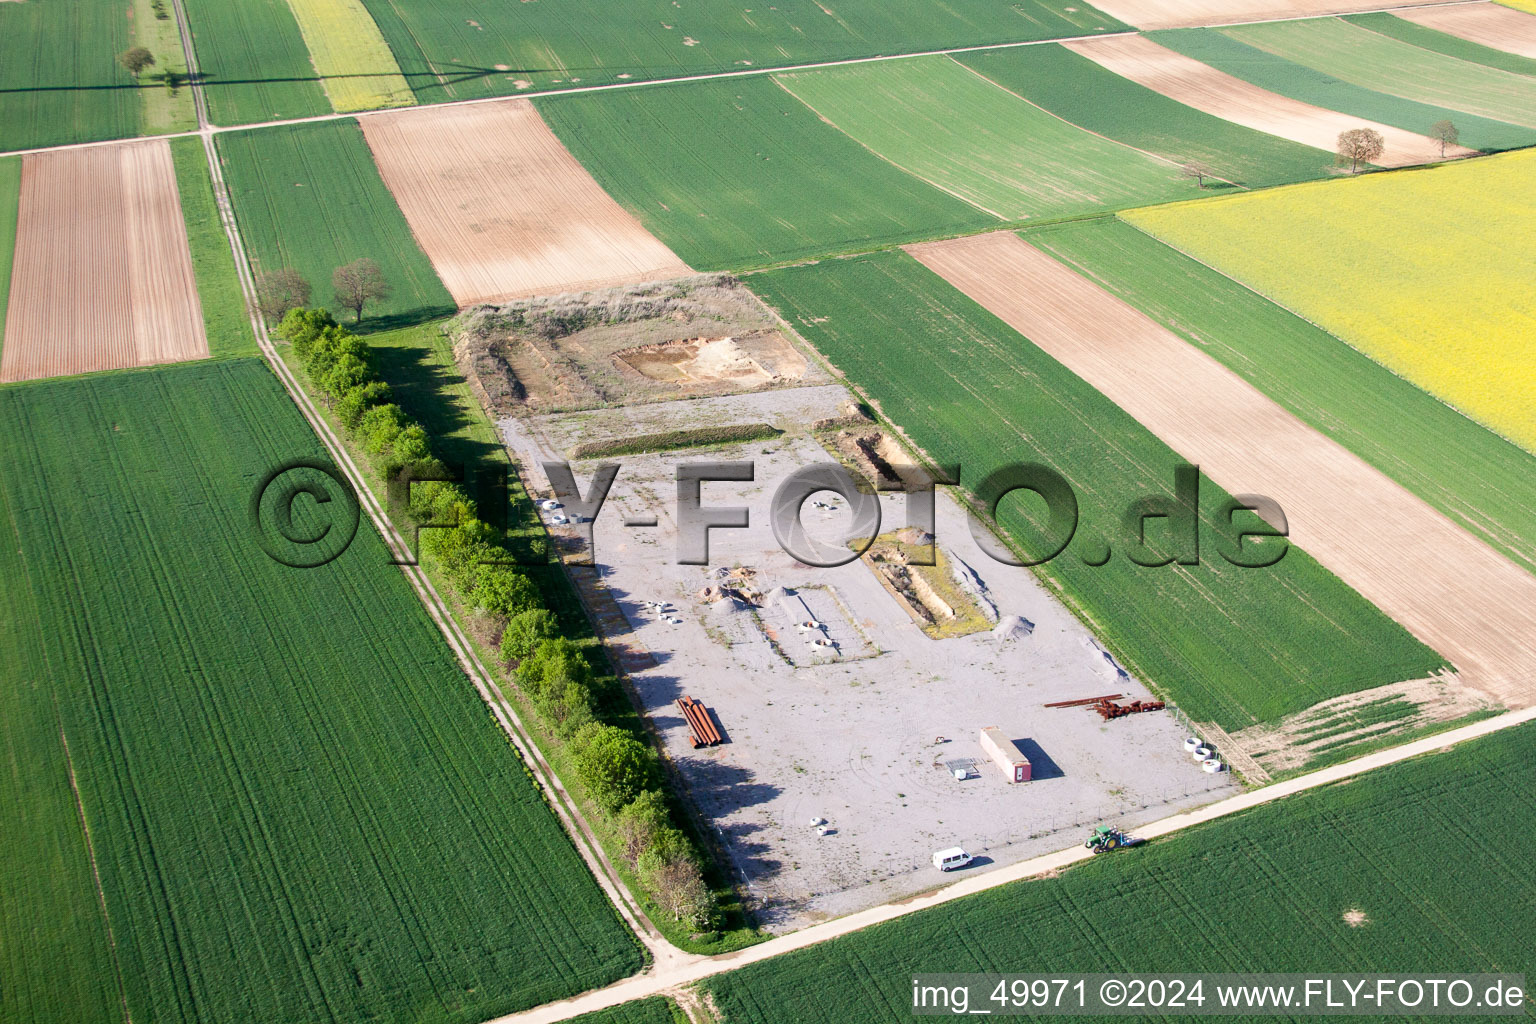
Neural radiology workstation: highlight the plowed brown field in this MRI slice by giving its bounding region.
[1084,0,1444,28]
[907,230,1536,706]
[361,101,691,306]
[1398,2,1536,61]
[1063,35,1470,166]
[2,140,207,383]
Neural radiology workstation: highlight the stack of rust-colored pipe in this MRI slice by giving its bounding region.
[677,696,722,748]
[1094,698,1166,720]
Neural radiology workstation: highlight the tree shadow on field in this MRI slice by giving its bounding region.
[351,305,459,336]
[372,342,498,476]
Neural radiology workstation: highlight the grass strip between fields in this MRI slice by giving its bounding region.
[129,0,197,137]
[750,250,1446,731]
[169,138,254,359]
[702,717,1536,1022]
[0,157,19,350]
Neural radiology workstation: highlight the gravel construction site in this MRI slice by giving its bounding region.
[503,384,1236,931]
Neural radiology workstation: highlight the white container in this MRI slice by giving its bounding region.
[1202,758,1224,774]
[1184,737,1201,752]
[1192,744,1213,760]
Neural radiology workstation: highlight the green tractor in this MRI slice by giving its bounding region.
[1085,825,1144,854]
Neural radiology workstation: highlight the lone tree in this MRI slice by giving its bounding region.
[1431,119,1459,158]
[332,258,390,323]
[1180,161,1218,189]
[1337,128,1385,174]
[118,47,156,79]
[255,268,311,322]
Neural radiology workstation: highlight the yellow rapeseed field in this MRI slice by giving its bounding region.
[286,0,415,112]
[1123,150,1536,455]
[1497,0,1536,15]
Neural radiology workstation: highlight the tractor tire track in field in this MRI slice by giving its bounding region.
[53,696,133,1024]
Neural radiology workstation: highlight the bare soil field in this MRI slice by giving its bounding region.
[360,101,691,306]
[454,276,826,416]
[1397,2,1536,60]
[1063,35,1467,166]
[907,231,1536,707]
[2,140,207,383]
[1084,0,1444,28]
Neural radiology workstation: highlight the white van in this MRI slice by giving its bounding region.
[932,847,973,871]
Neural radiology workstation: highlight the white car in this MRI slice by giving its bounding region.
[933,847,973,871]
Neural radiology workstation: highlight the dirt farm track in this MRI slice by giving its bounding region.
[2,140,208,383]
[361,102,691,306]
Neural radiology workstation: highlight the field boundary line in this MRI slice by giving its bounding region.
[0,0,1494,159]
[181,17,684,974]
[490,702,1536,1023]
